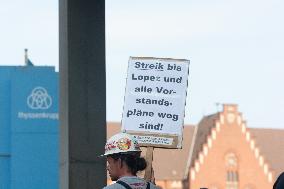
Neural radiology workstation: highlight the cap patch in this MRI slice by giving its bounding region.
[117,138,131,151]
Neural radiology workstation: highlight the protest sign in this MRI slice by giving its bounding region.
[121,57,190,148]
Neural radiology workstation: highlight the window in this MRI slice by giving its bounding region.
[225,153,239,189]
[226,171,239,189]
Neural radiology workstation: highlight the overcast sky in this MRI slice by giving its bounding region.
[0,0,283,128]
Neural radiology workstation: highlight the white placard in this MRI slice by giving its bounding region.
[121,57,190,148]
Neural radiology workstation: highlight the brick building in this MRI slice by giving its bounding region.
[107,104,284,189]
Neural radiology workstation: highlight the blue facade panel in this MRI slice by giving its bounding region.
[0,66,58,189]
[10,67,58,133]
[11,134,58,189]
[0,68,12,153]
[0,157,10,189]
[0,68,12,189]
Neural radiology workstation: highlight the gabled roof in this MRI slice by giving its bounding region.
[185,106,284,182]
[249,128,284,178]
[107,122,195,180]
[187,113,219,169]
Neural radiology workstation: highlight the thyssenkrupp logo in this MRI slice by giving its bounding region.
[27,87,52,110]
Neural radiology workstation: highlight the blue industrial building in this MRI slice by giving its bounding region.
[0,66,58,189]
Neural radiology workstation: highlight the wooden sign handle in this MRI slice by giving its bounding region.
[144,147,155,183]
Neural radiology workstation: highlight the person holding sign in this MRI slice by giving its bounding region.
[101,132,159,189]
